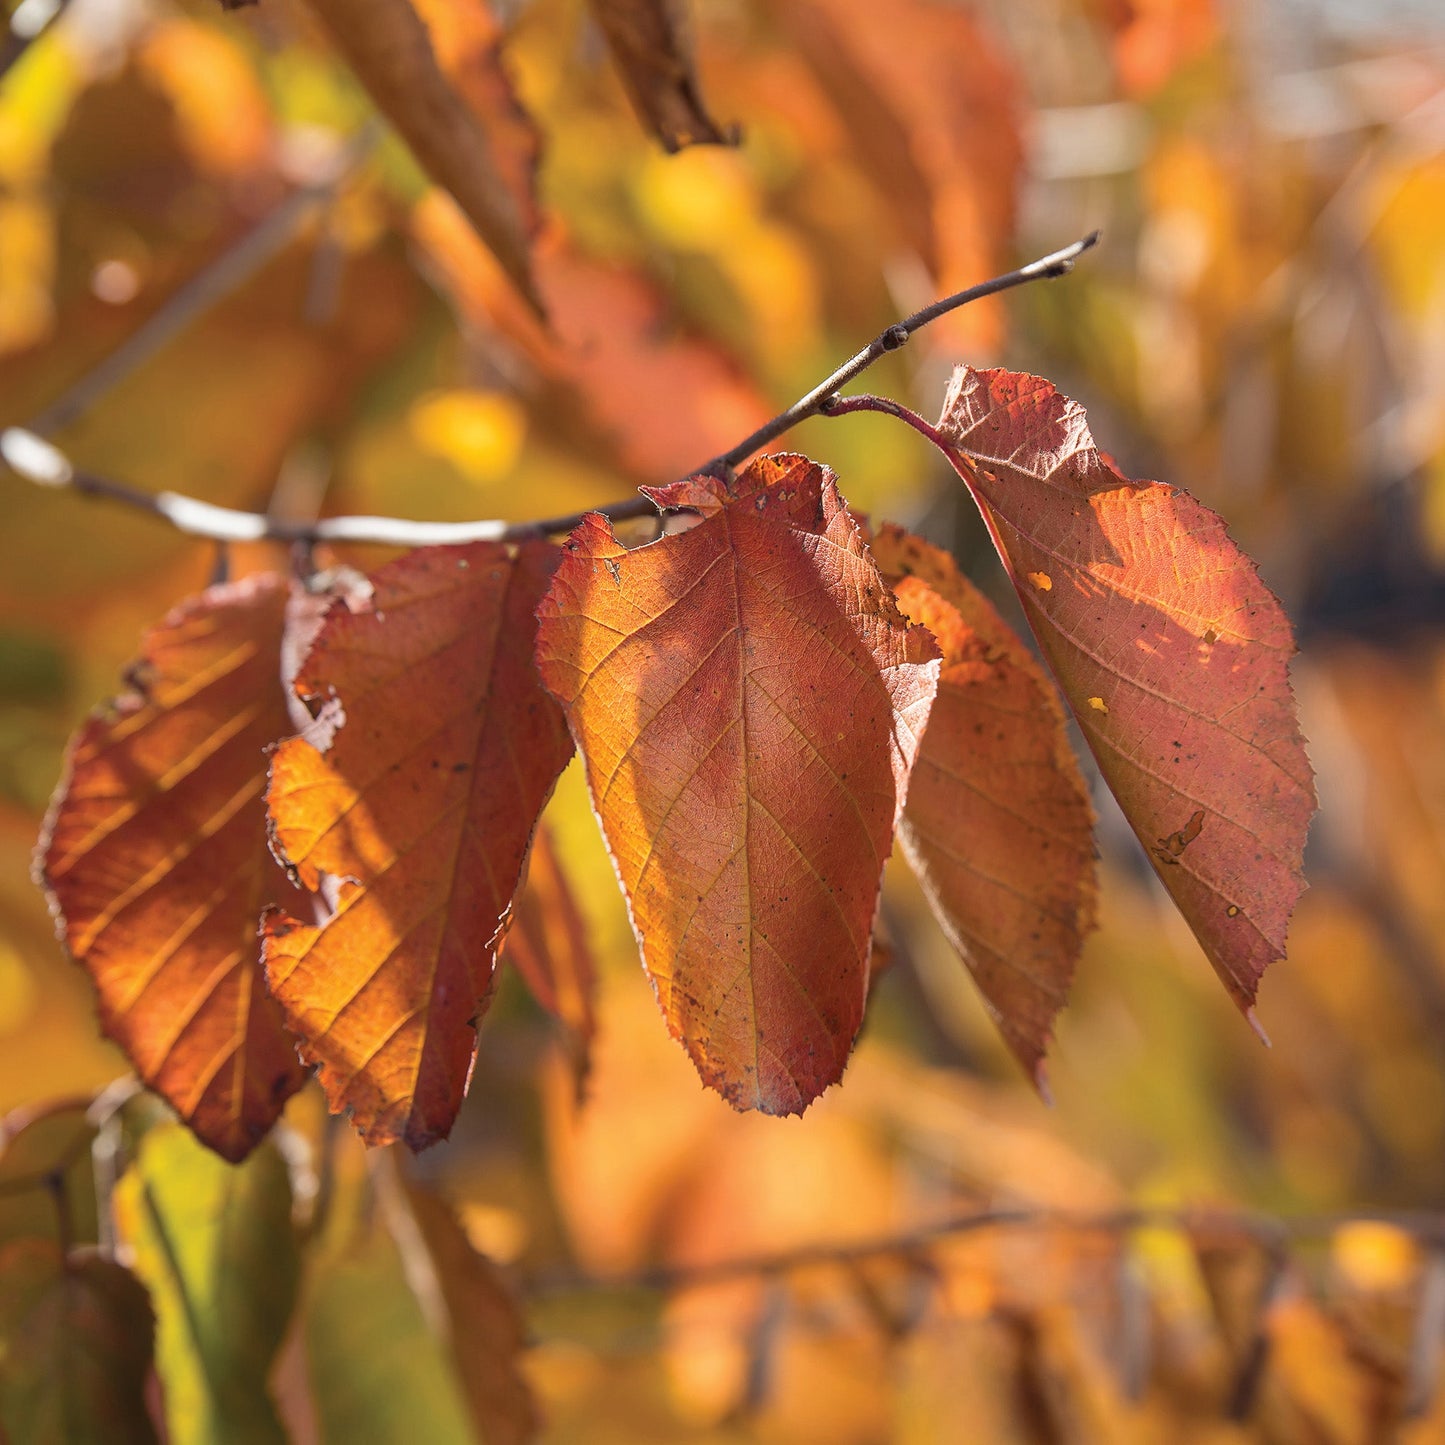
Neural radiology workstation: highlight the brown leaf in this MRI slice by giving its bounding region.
[264,542,573,1149]
[0,1239,159,1445]
[935,367,1316,1021]
[584,0,735,151]
[302,0,537,306]
[871,525,1097,1084]
[502,823,599,1088]
[534,455,939,1113]
[37,576,309,1163]
[406,1185,540,1445]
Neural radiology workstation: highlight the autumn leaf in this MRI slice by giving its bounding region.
[302,0,538,307]
[502,822,599,1088]
[934,367,1316,1019]
[264,541,573,1149]
[36,575,309,1163]
[112,1123,299,1445]
[534,455,940,1114]
[406,1185,540,1445]
[0,1239,159,1445]
[304,1211,481,1444]
[871,525,1096,1083]
[584,0,735,151]
[784,0,1024,351]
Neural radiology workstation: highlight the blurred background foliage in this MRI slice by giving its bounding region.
[2,0,1445,1438]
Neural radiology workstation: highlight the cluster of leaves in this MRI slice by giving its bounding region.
[22,0,1440,1435]
[33,361,1314,1159]
[0,1095,537,1443]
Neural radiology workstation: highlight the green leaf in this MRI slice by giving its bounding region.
[305,1221,478,1445]
[112,1123,298,1445]
[0,1238,159,1445]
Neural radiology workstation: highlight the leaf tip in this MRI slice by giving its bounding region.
[1246,1007,1272,1049]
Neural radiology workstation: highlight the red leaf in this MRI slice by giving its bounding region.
[534,455,939,1113]
[871,525,1097,1082]
[37,576,308,1163]
[935,367,1316,1018]
[264,542,573,1149]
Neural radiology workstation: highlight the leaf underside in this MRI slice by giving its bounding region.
[37,575,309,1163]
[535,454,939,1114]
[873,524,1097,1083]
[265,540,573,1149]
[937,366,1316,1016]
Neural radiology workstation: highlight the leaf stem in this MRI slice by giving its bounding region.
[821,392,1019,582]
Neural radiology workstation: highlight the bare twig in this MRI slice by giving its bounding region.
[2,235,1098,546]
[26,126,378,437]
[698,231,1100,475]
[522,1202,1445,1299]
[1,0,66,79]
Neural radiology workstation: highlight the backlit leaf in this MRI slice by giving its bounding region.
[584,0,734,151]
[871,525,1097,1083]
[264,541,573,1149]
[112,1122,298,1445]
[534,455,939,1113]
[36,576,309,1162]
[935,367,1315,1019]
[0,1240,158,1445]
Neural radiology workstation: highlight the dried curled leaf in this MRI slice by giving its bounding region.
[872,525,1097,1083]
[265,541,572,1149]
[535,455,939,1113]
[936,366,1316,1018]
[37,576,309,1163]
[584,0,735,151]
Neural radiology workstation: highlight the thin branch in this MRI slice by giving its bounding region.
[1,0,66,80]
[523,1202,1445,1299]
[26,126,378,438]
[698,231,1100,475]
[2,235,1098,546]
[0,431,660,544]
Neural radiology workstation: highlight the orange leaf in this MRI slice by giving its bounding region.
[37,576,308,1163]
[584,0,735,151]
[502,823,599,1088]
[784,0,1024,352]
[264,542,572,1149]
[871,525,1097,1083]
[534,455,940,1113]
[935,367,1315,1019]
[408,204,774,484]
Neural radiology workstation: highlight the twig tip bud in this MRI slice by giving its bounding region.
[1,428,73,488]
